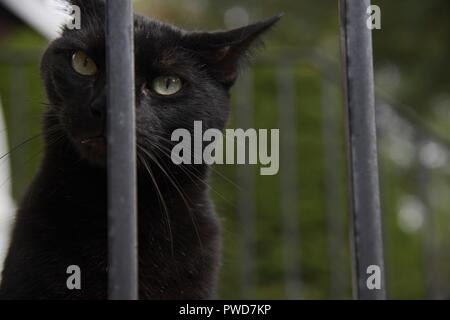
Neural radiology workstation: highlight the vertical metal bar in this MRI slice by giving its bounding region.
[415,136,438,299]
[277,61,302,299]
[339,0,386,299]
[106,0,138,300]
[235,71,256,299]
[321,79,346,299]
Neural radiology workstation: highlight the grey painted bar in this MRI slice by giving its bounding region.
[339,0,386,299]
[106,0,138,300]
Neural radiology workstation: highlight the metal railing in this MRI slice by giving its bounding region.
[105,0,138,300]
[339,0,385,299]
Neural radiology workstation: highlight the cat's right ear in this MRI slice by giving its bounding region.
[184,14,282,88]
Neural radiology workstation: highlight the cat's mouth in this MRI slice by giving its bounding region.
[80,136,105,148]
[77,135,106,164]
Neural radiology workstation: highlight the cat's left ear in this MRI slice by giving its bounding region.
[185,14,282,88]
[63,0,105,32]
[66,0,104,16]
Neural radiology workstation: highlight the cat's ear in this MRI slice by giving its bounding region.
[64,0,104,28]
[185,14,282,88]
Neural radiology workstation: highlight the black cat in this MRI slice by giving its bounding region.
[0,0,279,299]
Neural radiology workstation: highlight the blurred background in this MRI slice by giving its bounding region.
[0,0,450,299]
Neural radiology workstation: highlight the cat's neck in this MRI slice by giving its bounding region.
[34,134,209,214]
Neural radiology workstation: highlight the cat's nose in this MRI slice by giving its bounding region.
[90,95,105,120]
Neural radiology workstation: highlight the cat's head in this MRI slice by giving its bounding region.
[41,0,280,166]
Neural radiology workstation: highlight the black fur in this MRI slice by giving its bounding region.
[0,0,279,299]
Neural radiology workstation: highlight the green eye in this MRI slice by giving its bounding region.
[152,76,182,96]
[71,51,98,76]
